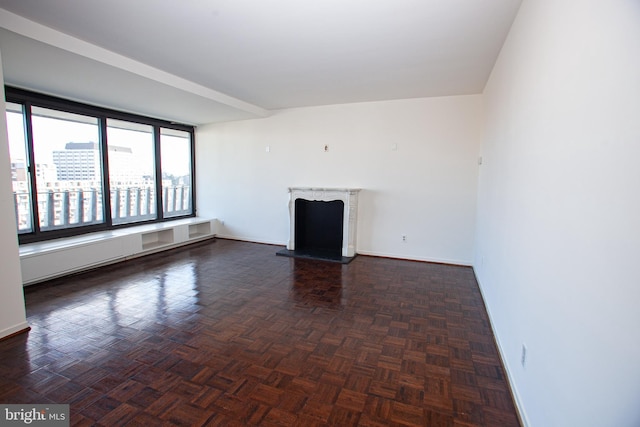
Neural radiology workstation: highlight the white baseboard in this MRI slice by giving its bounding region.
[472,268,530,427]
[216,236,472,267]
[215,234,286,247]
[0,321,30,340]
[356,249,472,267]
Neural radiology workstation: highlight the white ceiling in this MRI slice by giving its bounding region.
[0,0,521,125]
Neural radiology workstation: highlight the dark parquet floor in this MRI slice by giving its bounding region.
[0,239,521,426]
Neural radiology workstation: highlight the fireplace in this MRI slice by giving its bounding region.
[295,198,344,256]
[277,187,361,263]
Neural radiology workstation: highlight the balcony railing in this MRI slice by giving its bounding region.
[14,185,191,233]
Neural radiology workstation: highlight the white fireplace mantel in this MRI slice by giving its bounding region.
[287,187,361,257]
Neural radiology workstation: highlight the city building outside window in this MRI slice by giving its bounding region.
[31,107,104,231]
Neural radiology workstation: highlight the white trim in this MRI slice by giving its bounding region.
[356,249,472,267]
[0,321,30,340]
[215,234,286,247]
[473,268,530,427]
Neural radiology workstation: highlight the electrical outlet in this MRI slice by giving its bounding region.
[402,235,407,242]
[521,344,527,368]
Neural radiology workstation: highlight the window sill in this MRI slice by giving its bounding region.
[19,217,216,285]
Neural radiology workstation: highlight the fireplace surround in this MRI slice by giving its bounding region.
[277,187,361,263]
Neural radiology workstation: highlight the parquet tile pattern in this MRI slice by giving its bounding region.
[0,239,520,426]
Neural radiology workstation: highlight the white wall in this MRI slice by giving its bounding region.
[0,49,29,339]
[196,95,482,265]
[475,0,640,426]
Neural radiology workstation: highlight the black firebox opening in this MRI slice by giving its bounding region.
[295,199,344,257]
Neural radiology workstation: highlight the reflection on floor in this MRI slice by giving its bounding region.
[0,238,520,426]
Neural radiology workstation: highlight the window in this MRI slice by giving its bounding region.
[5,87,196,244]
[107,119,156,225]
[6,102,32,234]
[160,128,193,219]
[31,107,104,231]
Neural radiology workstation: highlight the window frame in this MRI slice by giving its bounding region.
[6,87,197,245]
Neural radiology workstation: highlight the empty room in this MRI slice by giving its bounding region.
[0,1,639,426]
